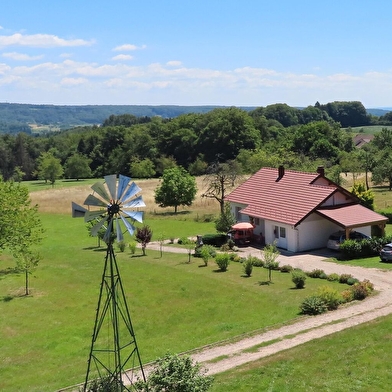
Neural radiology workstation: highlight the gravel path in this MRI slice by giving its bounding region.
[139,243,392,376]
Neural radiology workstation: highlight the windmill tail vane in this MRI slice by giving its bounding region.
[72,174,146,243]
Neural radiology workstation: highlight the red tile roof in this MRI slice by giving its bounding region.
[225,167,348,226]
[316,204,387,228]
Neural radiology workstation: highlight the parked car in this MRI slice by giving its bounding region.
[380,243,392,262]
[327,230,370,250]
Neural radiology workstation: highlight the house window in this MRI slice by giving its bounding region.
[280,227,286,238]
[274,226,279,238]
[235,207,241,220]
[254,218,260,225]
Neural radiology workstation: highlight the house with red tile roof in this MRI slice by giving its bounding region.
[225,166,387,252]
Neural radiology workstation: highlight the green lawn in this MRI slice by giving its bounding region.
[211,314,392,391]
[0,213,354,392]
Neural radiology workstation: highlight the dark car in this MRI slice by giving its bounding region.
[327,230,370,250]
[380,243,392,262]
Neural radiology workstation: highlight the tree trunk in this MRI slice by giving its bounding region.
[25,269,29,296]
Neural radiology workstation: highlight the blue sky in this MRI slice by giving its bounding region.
[1,0,392,107]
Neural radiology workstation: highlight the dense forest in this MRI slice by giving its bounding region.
[2,101,392,190]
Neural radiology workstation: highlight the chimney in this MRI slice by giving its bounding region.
[277,165,285,181]
[317,166,325,176]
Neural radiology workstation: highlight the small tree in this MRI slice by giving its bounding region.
[261,242,280,282]
[64,153,92,180]
[135,352,213,392]
[351,182,375,210]
[155,167,197,213]
[215,202,236,233]
[36,151,64,186]
[135,225,153,256]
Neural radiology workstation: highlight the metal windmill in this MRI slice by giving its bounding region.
[72,174,147,391]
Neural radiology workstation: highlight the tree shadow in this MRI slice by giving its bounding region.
[0,267,20,277]
[241,274,251,278]
[151,210,191,217]
[213,269,227,273]
[258,280,273,285]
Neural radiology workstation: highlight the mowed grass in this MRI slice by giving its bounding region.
[1,213,351,392]
[211,314,392,391]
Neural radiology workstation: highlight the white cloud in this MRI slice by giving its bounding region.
[113,44,146,51]
[2,52,44,61]
[166,60,182,67]
[60,77,88,86]
[112,54,133,61]
[0,33,94,48]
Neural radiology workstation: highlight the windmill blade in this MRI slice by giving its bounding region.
[103,219,114,244]
[91,216,109,236]
[71,202,87,218]
[91,181,110,203]
[104,174,117,201]
[121,182,141,203]
[117,174,132,201]
[116,218,124,242]
[120,215,136,236]
[84,194,108,208]
[84,209,106,223]
[122,210,144,223]
[123,195,146,209]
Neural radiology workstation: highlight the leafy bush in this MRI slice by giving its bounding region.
[339,273,353,284]
[129,241,137,255]
[291,270,306,289]
[229,253,241,263]
[243,257,253,277]
[135,352,214,392]
[265,261,280,270]
[339,239,362,259]
[117,240,126,252]
[84,375,122,391]
[307,269,325,278]
[317,286,341,310]
[327,273,340,282]
[251,256,264,267]
[215,253,231,272]
[319,272,328,280]
[178,236,194,245]
[202,233,227,247]
[300,296,328,315]
[351,280,374,300]
[194,245,216,259]
[280,264,293,273]
[347,277,360,286]
[341,289,354,303]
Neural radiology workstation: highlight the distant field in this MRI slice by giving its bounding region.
[343,125,392,135]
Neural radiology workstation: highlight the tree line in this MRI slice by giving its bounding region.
[1,101,392,188]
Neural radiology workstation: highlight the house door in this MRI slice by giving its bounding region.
[274,226,287,249]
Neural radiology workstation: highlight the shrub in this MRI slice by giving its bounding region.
[251,256,264,267]
[317,286,341,310]
[327,273,340,282]
[243,257,253,277]
[307,269,325,278]
[178,236,194,245]
[220,243,231,252]
[291,270,307,289]
[300,296,327,315]
[280,264,293,273]
[339,273,353,284]
[229,253,241,263]
[319,272,328,280]
[347,277,359,286]
[194,245,216,260]
[201,233,227,247]
[215,253,231,272]
[351,280,374,300]
[341,289,354,303]
[129,241,137,255]
[339,239,362,260]
[117,240,126,252]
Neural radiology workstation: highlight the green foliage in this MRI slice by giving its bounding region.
[178,237,194,245]
[36,151,64,185]
[129,241,137,255]
[242,256,253,277]
[130,157,156,178]
[316,286,341,310]
[351,182,375,210]
[201,233,227,247]
[339,274,353,284]
[215,253,231,272]
[291,270,307,289]
[194,244,216,261]
[215,202,236,233]
[347,277,360,286]
[327,273,340,282]
[136,352,213,392]
[300,296,328,315]
[280,264,293,273]
[155,167,197,213]
[306,269,325,278]
[64,153,92,180]
[261,243,280,282]
[117,240,126,252]
[339,239,363,259]
[351,281,370,300]
[135,225,153,255]
[84,375,122,391]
